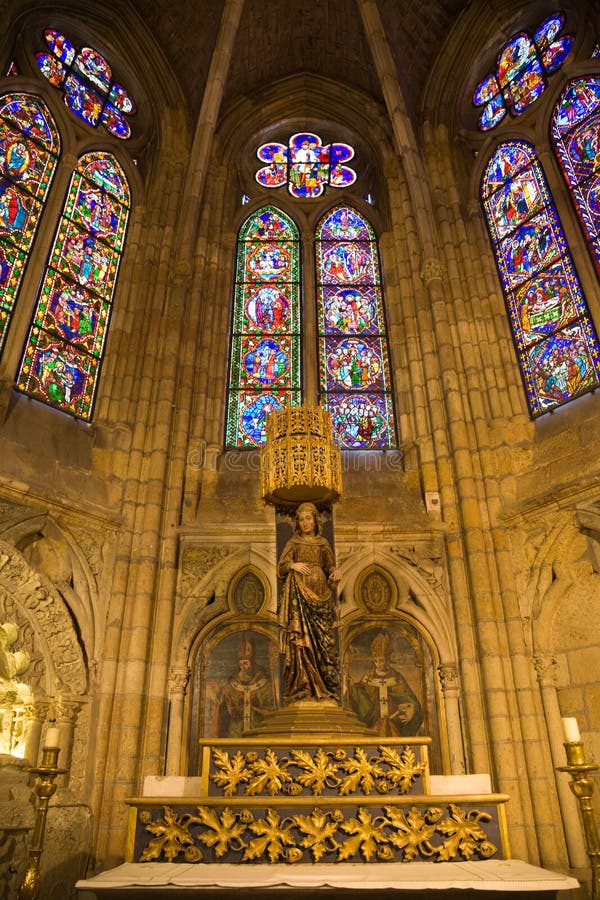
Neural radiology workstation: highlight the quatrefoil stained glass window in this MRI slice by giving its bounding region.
[36,29,136,139]
[256,132,356,199]
[473,13,572,131]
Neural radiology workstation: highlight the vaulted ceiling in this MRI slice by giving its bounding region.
[125,0,471,126]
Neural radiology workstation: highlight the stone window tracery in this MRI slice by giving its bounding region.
[226,202,397,449]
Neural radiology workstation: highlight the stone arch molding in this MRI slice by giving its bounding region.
[174,544,277,670]
[0,538,87,696]
[338,541,457,664]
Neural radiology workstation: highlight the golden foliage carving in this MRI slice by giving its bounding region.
[384,805,442,860]
[337,808,389,862]
[210,744,425,798]
[210,749,251,797]
[338,747,385,796]
[294,808,340,862]
[246,748,293,796]
[195,806,247,857]
[243,809,296,863]
[139,806,203,862]
[135,803,498,865]
[378,745,427,792]
[435,804,497,861]
[290,747,340,793]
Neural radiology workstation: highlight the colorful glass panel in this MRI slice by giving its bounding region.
[316,206,396,449]
[482,141,600,415]
[256,132,356,198]
[0,93,59,353]
[473,13,572,131]
[37,28,136,140]
[227,207,301,447]
[551,77,600,278]
[16,152,130,419]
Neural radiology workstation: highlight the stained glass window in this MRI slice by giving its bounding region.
[256,132,356,198]
[552,77,600,278]
[481,141,600,416]
[315,206,396,448]
[15,152,130,420]
[36,29,136,139]
[226,206,301,447]
[473,13,572,131]
[0,92,60,353]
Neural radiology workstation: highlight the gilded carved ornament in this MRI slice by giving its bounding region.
[136,801,498,864]
[209,744,427,799]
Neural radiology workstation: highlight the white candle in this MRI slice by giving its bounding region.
[561,717,580,743]
[43,726,61,749]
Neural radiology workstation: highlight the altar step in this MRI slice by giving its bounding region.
[76,858,579,898]
[74,736,580,898]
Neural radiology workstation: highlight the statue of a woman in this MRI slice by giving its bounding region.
[277,502,341,703]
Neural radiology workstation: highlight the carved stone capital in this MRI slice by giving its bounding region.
[438,663,460,695]
[169,667,191,698]
[55,698,83,727]
[533,655,558,687]
[29,699,51,721]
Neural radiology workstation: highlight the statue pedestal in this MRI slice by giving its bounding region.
[245,700,376,736]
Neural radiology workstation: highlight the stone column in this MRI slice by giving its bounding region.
[55,699,82,787]
[165,668,190,776]
[533,655,587,868]
[23,699,49,767]
[438,663,465,774]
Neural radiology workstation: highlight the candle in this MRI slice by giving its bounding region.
[43,726,61,749]
[561,717,580,743]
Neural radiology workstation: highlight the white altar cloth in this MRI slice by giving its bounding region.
[76,858,579,892]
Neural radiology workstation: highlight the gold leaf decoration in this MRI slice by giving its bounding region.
[436,804,497,861]
[195,806,248,857]
[211,749,251,797]
[337,808,388,862]
[134,802,500,864]
[377,745,427,792]
[384,805,441,860]
[139,806,202,862]
[338,747,385,796]
[291,747,340,794]
[246,748,293,796]
[243,809,296,863]
[293,808,340,862]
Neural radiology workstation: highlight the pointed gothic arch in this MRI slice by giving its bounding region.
[315,204,397,448]
[481,140,600,416]
[226,205,301,447]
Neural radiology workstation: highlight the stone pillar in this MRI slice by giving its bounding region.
[533,655,587,868]
[55,699,82,787]
[23,699,49,766]
[165,668,190,776]
[438,663,465,775]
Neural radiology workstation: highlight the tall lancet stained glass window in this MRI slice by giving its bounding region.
[481,141,600,416]
[16,152,130,419]
[552,77,600,277]
[316,206,396,448]
[226,207,301,447]
[0,93,60,353]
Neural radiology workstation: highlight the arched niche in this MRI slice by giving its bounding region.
[342,565,448,773]
[184,565,278,775]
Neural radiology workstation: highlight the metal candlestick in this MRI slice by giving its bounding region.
[558,741,600,900]
[18,747,66,900]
